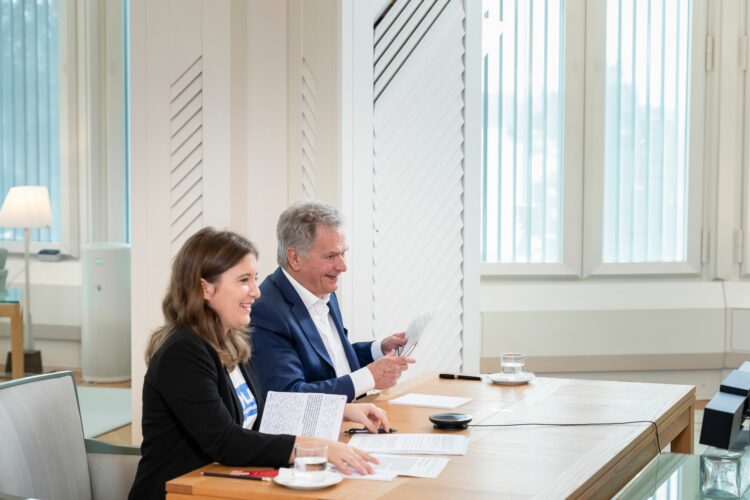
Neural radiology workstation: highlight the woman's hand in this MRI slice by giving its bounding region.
[293,436,379,475]
[343,403,390,433]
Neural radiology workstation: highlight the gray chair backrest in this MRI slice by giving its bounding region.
[0,372,93,500]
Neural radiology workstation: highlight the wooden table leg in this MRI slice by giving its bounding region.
[10,305,23,379]
[671,401,695,453]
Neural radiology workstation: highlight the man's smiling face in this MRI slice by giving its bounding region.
[287,224,348,298]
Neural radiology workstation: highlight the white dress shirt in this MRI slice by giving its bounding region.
[282,268,382,398]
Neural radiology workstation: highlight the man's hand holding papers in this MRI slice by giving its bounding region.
[381,332,408,354]
[367,351,415,389]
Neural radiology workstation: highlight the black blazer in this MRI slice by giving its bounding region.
[129,327,295,500]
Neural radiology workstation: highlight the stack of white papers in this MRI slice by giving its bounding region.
[388,393,471,409]
[349,433,468,456]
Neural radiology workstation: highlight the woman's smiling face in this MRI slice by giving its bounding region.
[202,253,261,332]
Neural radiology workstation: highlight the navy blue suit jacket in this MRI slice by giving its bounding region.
[250,267,375,402]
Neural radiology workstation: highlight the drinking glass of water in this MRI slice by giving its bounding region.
[293,443,328,482]
[500,353,526,377]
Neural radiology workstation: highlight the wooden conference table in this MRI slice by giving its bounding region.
[166,372,695,499]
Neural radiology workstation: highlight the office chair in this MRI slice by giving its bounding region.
[0,371,140,500]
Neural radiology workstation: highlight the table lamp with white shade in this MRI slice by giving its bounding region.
[0,186,52,373]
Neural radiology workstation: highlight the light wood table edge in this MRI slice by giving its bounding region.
[168,495,223,500]
[570,385,695,498]
[571,415,668,498]
[661,388,696,453]
[166,465,335,500]
[0,302,24,379]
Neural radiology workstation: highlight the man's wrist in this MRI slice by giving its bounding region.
[350,367,376,397]
[371,339,385,360]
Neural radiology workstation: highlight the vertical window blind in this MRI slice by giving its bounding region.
[0,0,60,243]
[481,0,694,269]
[481,0,565,264]
[602,0,691,263]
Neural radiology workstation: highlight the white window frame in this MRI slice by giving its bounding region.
[740,2,750,277]
[76,0,128,245]
[480,0,585,278]
[582,0,707,278]
[481,0,708,279]
[59,0,80,257]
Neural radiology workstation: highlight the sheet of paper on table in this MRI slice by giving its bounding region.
[371,454,450,478]
[332,455,449,481]
[388,393,472,409]
[330,467,399,481]
[348,433,468,455]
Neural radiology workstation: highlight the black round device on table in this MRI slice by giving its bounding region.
[429,413,473,430]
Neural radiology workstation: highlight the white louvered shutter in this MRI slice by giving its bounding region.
[372,0,466,373]
[301,58,318,200]
[169,56,203,255]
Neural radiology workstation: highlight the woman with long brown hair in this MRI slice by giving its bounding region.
[129,228,385,499]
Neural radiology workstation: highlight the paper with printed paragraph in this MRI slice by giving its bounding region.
[259,391,345,442]
[348,433,468,455]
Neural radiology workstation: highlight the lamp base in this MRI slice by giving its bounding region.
[4,350,43,375]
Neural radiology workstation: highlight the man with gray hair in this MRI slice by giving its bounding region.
[250,200,414,402]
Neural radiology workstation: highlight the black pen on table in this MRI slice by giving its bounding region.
[439,373,482,381]
[346,427,398,434]
[201,471,268,481]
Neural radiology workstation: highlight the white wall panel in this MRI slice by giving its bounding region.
[287,0,339,206]
[246,0,289,280]
[482,309,725,357]
[372,0,466,375]
[130,0,235,443]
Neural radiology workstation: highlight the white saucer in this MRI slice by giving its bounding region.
[488,372,535,386]
[273,470,342,490]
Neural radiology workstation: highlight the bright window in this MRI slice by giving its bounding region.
[0,0,61,243]
[602,0,692,263]
[481,0,565,264]
[481,0,703,276]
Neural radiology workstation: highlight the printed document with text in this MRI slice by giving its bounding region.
[348,433,468,455]
[259,391,345,442]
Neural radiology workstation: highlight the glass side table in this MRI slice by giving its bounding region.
[0,288,24,379]
[615,453,750,499]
